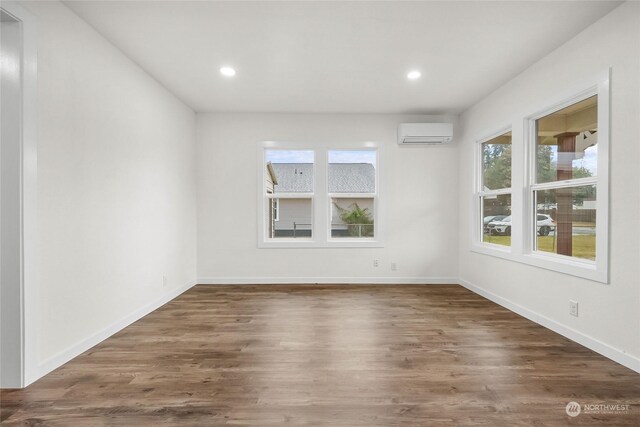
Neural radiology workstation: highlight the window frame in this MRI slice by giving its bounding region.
[257,142,383,248]
[473,127,513,252]
[523,82,609,282]
[470,75,610,283]
[262,148,315,243]
[327,148,379,242]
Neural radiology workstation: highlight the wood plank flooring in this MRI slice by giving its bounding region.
[1,284,639,426]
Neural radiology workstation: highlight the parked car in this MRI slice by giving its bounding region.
[485,216,512,236]
[485,214,556,236]
[483,214,507,225]
[536,214,555,236]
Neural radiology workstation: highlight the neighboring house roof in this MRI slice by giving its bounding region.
[266,162,278,185]
[271,163,375,193]
[328,163,375,193]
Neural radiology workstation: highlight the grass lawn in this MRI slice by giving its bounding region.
[483,235,511,246]
[482,234,595,261]
[537,235,595,260]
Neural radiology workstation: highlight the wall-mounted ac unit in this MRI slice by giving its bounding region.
[398,123,453,145]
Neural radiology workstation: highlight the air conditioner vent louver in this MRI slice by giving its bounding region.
[398,123,453,145]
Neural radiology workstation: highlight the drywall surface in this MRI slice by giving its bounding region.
[458,2,640,367]
[21,1,197,371]
[197,113,459,283]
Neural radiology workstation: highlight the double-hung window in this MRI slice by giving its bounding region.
[477,131,512,248]
[264,149,314,240]
[530,94,601,264]
[471,77,608,282]
[328,150,377,240]
[260,145,381,247]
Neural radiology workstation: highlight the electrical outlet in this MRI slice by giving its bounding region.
[391,262,397,271]
[569,300,578,317]
[373,259,379,267]
[162,275,168,288]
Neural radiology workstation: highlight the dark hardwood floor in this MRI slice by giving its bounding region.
[1,284,639,426]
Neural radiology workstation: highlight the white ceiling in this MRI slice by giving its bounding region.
[64,1,621,114]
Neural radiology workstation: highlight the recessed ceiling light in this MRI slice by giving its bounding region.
[407,70,421,80]
[220,66,236,77]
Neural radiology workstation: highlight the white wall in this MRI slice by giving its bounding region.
[20,1,198,379]
[197,114,459,284]
[457,2,640,370]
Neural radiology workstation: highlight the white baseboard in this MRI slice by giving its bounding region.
[35,280,197,383]
[459,278,640,374]
[197,276,459,285]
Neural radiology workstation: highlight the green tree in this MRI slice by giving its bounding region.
[535,142,595,206]
[536,145,556,184]
[334,202,374,237]
[571,166,596,206]
[483,143,511,190]
[572,165,594,179]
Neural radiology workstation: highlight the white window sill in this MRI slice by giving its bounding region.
[471,242,512,258]
[522,252,605,283]
[469,243,607,284]
[258,239,385,249]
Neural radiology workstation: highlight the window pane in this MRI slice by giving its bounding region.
[482,194,512,246]
[482,132,512,190]
[535,185,596,261]
[536,96,598,184]
[328,150,376,193]
[267,198,312,238]
[331,197,374,238]
[265,150,314,194]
